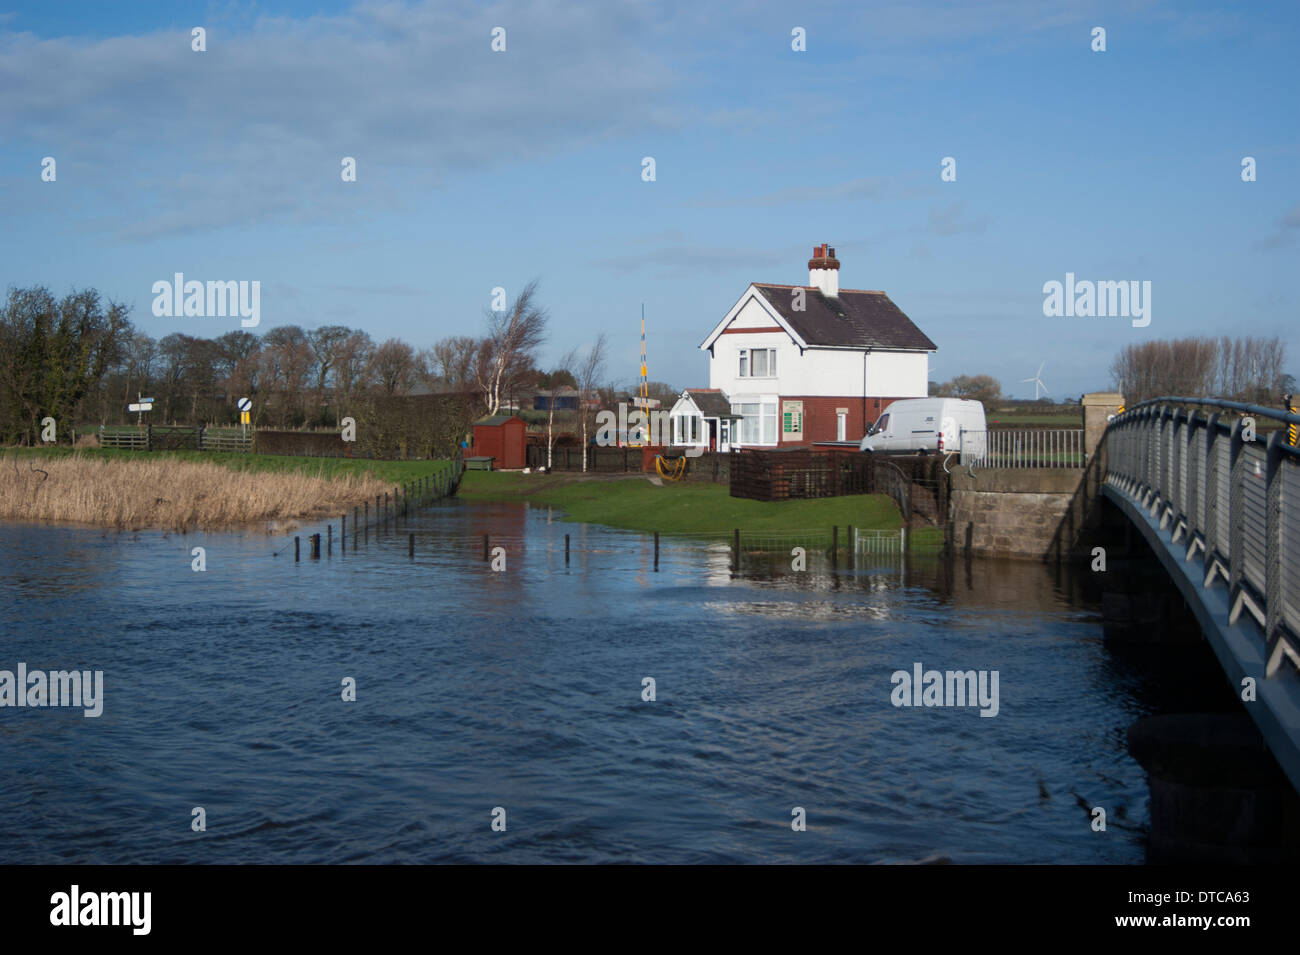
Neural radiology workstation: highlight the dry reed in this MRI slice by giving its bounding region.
[0,453,397,533]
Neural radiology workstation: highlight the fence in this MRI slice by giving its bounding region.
[290,452,464,560]
[730,447,874,501]
[959,428,1084,469]
[98,425,252,453]
[1104,398,1300,676]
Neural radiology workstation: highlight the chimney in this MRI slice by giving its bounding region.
[808,243,839,297]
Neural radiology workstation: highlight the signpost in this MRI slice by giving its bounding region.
[129,394,154,433]
[237,397,252,438]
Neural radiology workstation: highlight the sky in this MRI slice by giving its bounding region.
[1,0,1296,400]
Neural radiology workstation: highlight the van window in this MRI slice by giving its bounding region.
[871,413,890,435]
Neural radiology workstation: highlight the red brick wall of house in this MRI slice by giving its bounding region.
[776,395,908,446]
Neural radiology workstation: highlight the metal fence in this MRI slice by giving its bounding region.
[1104,398,1300,676]
[959,428,1085,469]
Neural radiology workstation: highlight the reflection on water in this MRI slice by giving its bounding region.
[0,500,1152,863]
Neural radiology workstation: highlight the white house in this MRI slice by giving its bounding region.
[670,244,935,449]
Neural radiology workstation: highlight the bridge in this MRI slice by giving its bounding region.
[940,392,1300,859]
[1101,397,1300,795]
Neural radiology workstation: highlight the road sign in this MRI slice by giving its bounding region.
[128,402,153,412]
[240,411,250,425]
[138,397,155,404]
[237,397,252,412]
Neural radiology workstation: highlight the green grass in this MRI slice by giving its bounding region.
[458,470,911,537]
[986,411,1084,426]
[0,446,452,485]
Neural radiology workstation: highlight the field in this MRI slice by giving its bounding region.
[0,448,453,532]
[458,469,944,547]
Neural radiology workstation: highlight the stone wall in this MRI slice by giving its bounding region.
[948,468,1083,559]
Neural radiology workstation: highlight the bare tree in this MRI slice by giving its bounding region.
[477,280,548,416]
[369,338,417,396]
[573,334,607,472]
[307,324,353,420]
[333,330,375,421]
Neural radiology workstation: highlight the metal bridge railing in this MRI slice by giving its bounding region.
[1104,397,1300,677]
[959,428,1085,469]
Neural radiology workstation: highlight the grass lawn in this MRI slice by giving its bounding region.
[458,470,930,539]
[0,446,452,486]
[986,411,1084,426]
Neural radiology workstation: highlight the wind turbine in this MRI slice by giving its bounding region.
[1021,362,1049,401]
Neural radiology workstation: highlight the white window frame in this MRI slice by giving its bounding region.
[737,347,777,379]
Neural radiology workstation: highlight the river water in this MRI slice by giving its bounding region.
[0,499,1154,863]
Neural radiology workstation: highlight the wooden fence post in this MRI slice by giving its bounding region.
[409,532,414,558]
[654,531,659,571]
[294,536,300,562]
[310,533,321,559]
[732,528,740,572]
[832,525,839,565]
[483,533,489,561]
[565,533,570,566]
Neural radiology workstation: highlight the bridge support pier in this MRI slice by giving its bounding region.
[1129,713,1300,863]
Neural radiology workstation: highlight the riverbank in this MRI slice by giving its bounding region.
[456,469,928,538]
[0,449,450,532]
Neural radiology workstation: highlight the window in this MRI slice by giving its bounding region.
[836,411,847,442]
[738,348,776,378]
[871,413,890,435]
[735,401,778,445]
[674,414,701,444]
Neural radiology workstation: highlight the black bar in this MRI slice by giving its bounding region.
[654,531,659,571]
[294,536,300,562]
[409,532,414,558]
[327,524,332,556]
[565,533,570,565]
[733,528,739,571]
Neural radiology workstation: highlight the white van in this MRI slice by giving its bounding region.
[859,398,987,454]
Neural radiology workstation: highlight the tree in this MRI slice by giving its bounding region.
[260,325,313,427]
[424,336,481,394]
[573,334,607,472]
[477,279,547,416]
[0,287,131,442]
[542,354,577,469]
[1111,336,1286,406]
[369,338,417,396]
[307,324,353,418]
[934,374,1001,407]
[333,330,374,421]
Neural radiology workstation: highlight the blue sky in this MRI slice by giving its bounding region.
[1,0,1296,399]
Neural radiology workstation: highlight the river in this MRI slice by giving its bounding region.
[0,499,1153,863]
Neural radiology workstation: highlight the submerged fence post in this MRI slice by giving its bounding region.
[831,525,839,565]
[409,532,415,559]
[732,528,739,572]
[483,533,489,561]
[654,531,660,571]
[327,524,332,556]
[310,533,321,559]
[341,515,346,554]
[565,533,570,566]
[364,501,369,542]
[294,536,300,562]
[847,524,854,570]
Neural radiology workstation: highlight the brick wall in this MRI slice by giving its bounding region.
[776,395,904,446]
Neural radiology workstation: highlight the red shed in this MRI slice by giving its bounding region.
[471,414,527,469]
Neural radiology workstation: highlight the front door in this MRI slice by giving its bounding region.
[718,419,731,452]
